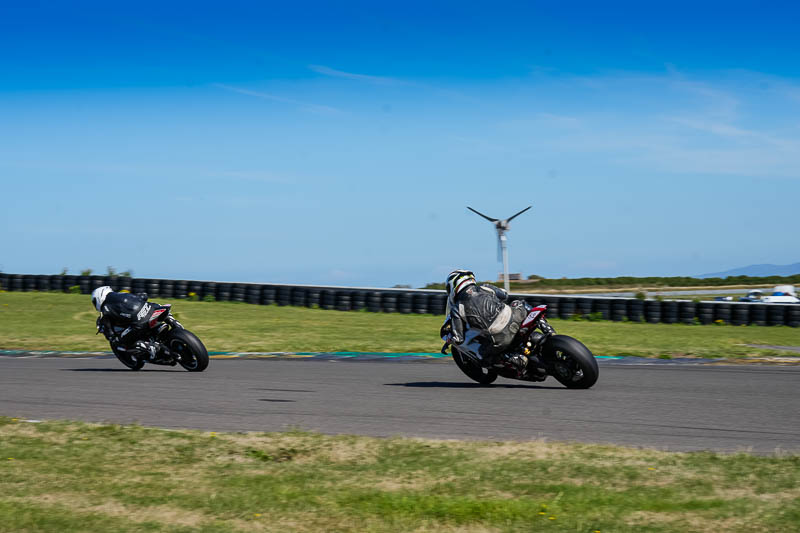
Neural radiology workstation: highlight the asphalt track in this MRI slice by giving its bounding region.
[0,357,798,454]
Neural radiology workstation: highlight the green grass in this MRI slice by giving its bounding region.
[0,418,798,532]
[0,292,798,358]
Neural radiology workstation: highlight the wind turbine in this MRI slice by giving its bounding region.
[467,205,532,292]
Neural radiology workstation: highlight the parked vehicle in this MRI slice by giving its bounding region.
[762,285,799,304]
[442,302,598,388]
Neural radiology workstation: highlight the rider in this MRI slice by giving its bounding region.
[440,270,528,369]
[91,286,159,360]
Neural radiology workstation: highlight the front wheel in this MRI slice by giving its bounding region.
[542,335,598,389]
[167,329,209,372]
[452,346,497,385]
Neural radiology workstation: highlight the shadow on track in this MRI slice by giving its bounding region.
[61,368,179,373]
[385,381,564,390]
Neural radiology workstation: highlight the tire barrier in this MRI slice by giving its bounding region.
[145,279,160,297]
[306,288,321,308]
[319,289,334,310]
[79,276,91,294]
[715,303,731,324]
[382,293,397,313]
[430,293,447,315]
[679,301,696,325]
[749,304,767,326]
[188,281,204,299]
[412,292,429,314]
[627,299,644,322]
[559,297,576,319]
[644,300,661,323]
[593,299,611,320]
[276,286,291,306]
[231,284,246,302]
[661,301,679,324]
[36,275,50,292]
[397,292,413,314]
[351,290,367,311]
[48,275,63,292]
[335,291,352,312]
[731,304,749,326]
[767,304,786,327]
[367,291,382,312]
[2,273,798,326]
[697,302,715,325]
[576,297,593,317]
[610,299,626,322]
[202,282,217,300]
[788,306,800,328]
[216,283,232,302]
[261,286,277,305]
[131,278,146,294]
[174,280,189,299]
[287,286,304,307]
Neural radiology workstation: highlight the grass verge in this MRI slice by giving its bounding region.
[0,292,798,358]
[1,417,798,533]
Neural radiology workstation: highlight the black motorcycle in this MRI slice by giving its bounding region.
[442,303,598,388]
[105,302,209,372]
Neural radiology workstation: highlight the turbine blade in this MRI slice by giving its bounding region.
[467,206,498,222]
[506,205,532,222]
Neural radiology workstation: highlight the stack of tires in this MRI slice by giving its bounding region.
[367,291,382,312]
[714,303,731,324]
[697,302,715,325]
[644,300,661,323]
[627,299,644,322]
[661,301,679,324]
[559,297,576,319]
[335,291,352,311]
[291,287,307,307]
[306,288,321,308]
[576,297,593,318]
[731,303,749,325]
[245,284,262,305]
[261,285,277,305]
[679,301,696,325]
[610,299,627,322]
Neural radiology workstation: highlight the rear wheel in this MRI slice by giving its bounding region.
[542,335,598,389]
[452,346,497,385]
[168,329,209,372]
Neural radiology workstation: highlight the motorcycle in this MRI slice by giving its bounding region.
[441,302,598,388]
[106,302,209,372]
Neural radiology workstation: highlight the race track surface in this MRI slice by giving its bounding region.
[0,357,798,454]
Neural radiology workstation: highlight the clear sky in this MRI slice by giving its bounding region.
[2,1,799,287]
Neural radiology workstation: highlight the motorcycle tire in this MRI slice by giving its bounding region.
[167,329,210,372]
[113,346,145,371]
[542,335,598,389]
[452,346,497,385]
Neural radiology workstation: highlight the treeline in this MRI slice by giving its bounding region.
[423,274,800,290]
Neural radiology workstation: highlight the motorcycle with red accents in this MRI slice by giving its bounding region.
[441,303,598,388]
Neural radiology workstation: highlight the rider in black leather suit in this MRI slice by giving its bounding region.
[442,270,527,366]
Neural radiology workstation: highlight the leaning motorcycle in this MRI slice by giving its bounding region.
[442,303,598,388]
[107,303,209,372]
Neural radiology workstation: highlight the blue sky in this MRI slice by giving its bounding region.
[2,1,799,287]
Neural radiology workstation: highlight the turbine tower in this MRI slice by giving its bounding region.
[467,205,532,292]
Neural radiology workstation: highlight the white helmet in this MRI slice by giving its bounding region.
[91,286,113,312]
[446,270,476,298]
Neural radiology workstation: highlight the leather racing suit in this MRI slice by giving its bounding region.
[96,292,159,358]
[444,284,527,364]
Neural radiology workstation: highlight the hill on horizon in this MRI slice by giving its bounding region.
[698,262,800,278]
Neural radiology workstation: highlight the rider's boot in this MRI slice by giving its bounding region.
[502,352,528,374]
